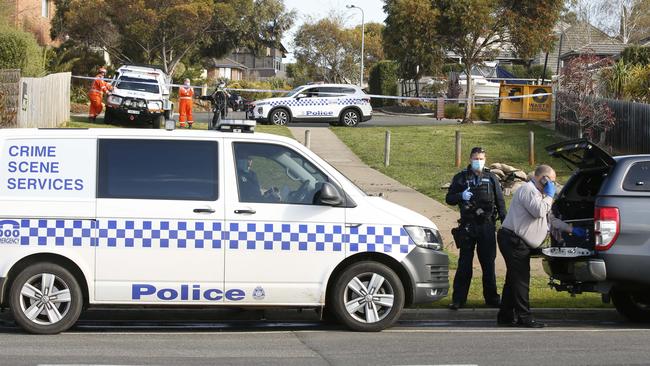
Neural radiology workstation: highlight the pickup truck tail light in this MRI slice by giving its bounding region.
[594,206,620,251]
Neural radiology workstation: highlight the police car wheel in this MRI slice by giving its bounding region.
[340,109,360,127]
[331,261,404,332]
[9,263,83,334]
[270,109,290,125]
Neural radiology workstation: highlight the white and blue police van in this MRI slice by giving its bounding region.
[250,83,372,127]
[0,122,447,334]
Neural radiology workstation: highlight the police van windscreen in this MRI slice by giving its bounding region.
[116,76,159,94]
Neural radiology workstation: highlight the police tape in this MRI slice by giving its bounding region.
[72,74,552,103]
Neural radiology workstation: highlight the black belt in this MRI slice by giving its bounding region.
[500,227,522,242]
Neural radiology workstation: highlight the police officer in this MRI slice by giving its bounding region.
[445,147,507,310]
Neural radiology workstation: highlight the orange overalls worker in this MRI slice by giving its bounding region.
[88,67,112,122]
[179,79,194,128]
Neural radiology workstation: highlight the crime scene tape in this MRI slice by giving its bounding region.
[72,75,552,103]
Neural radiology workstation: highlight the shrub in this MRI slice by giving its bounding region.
[624,64,650,103]
[475,104,497,121]
[444,103,463,119]
[621,46,650,66]
[368,60,398,107]
[0,26,44,76]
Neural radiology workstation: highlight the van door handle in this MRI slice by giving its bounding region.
[234,209,256,215]
[193,208,216,213]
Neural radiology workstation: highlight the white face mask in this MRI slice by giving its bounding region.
[471,159,485,172]
[184,82,190,87]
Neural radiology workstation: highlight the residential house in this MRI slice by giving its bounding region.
[8,0,56,46]
[532,21,623,75]
[228,45,288,79]
[204,58,248,82]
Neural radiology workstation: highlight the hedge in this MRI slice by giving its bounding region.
[368,60,398,107]
[0,26,44,77]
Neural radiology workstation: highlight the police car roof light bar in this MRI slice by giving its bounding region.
[216,119,256,133]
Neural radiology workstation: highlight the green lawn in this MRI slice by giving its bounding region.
[64,115,292,137]
[333,123,609,309]
[332,123,572,206]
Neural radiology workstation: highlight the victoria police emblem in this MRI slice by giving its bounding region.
[252,286,265,300]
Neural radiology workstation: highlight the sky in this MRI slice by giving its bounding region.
[281,0,387,62]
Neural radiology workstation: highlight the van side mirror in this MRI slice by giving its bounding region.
[317,182,343,206]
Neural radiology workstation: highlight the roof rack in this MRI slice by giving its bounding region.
[216,119,256,133]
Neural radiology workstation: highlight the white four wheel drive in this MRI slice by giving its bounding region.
[0,123,448,334]
[250,84,372,127]
[105,65,174,128]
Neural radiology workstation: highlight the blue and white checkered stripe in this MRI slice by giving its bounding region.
[338,98,369,105]
[15,219,415,256]
[269,99,329,107]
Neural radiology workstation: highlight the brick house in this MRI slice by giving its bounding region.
[8,0,57,46]
[228,44,288,79]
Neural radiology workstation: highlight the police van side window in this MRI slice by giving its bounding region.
[98,139,218,200]
[623,161,650,192]
[233,142,329,205]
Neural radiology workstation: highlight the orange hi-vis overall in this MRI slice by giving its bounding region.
[179,86,194,127]
[88,74,112,119]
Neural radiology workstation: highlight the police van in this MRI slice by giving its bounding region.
[0,122,448,334]
[250,83,372,126]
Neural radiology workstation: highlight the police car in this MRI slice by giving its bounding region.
[250,84,372,126]
[0,121,447,334]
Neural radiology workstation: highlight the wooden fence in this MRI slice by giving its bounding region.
[0,69,21,127]
[556,97,650,154]
[17,72,71,128]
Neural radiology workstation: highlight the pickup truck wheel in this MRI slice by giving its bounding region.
[330,261,404,332]
[9,263,83,334]
[153,115,163,129]
[612,289,650,322]
[104,109,114,124]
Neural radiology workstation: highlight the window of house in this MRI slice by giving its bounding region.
[98,139,219,200]
[42,0,49,17]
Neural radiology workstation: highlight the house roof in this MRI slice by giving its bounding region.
[205,57,248,70]
[560,43,628,59]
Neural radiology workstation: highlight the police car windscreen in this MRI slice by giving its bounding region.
[117,76,159,94]
[284,87,303,97]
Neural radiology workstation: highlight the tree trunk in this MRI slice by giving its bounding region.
[462,66,473,123]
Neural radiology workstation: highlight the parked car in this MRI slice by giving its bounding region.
[250,83,372,127]
[543,139,650,321]
[105,65,173,128]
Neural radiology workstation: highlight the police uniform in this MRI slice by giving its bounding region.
[445,166,507,308]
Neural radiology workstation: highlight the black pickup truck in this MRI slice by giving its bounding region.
[543,139,650,322]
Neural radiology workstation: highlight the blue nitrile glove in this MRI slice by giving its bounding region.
[572,227,587,238]
[543,180,556,197]
[461,188,473,201]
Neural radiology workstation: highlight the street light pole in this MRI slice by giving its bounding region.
[346,4,364,87]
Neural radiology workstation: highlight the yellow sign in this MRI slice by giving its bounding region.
[498,84,552,122]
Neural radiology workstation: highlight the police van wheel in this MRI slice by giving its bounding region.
[331,261,404,332]
[270,109,290,125]
[340,109,360,127]
[9,263,83,334]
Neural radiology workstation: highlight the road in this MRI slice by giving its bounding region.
[1,309,648,366]
[191,111,461,127]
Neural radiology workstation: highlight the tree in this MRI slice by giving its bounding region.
[292,16,383,84]
[383,0,441,97]
[52,0,294,75]
[557,54,616,145]
[432,0,562,123]
[570,0,650,44]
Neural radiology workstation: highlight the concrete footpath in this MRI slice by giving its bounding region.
[288,126,546,276]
